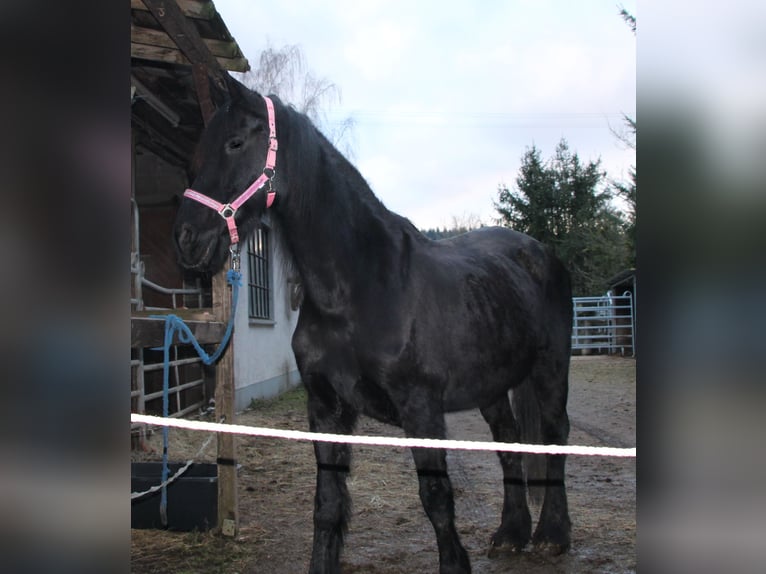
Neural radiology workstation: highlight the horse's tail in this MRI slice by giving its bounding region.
[511,380,546,505]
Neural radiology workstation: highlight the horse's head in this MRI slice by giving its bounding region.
[174,76,278,274]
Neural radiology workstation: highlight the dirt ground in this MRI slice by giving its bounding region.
[132,355,635,573]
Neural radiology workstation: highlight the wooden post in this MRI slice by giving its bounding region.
[213,268,238,536]
[192,63,216,126]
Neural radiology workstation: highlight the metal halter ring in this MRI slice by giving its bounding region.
[229,244,241,272]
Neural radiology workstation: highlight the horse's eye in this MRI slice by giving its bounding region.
[226,138,244,152]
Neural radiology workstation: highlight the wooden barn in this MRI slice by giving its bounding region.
[131,0,301,439]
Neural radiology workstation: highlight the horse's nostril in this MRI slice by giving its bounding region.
[178,223,196,247]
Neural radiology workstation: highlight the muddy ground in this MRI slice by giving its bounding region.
[132,355,635,573]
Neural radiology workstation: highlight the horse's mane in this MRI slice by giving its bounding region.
[272,95,428,280]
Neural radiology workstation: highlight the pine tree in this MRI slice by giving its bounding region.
[612,166,636,267]
[495,139,630,295]
[495,146,555,244]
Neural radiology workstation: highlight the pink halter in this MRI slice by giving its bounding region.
[183,95,278,246]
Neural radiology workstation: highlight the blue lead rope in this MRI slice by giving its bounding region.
[153,268,242,527]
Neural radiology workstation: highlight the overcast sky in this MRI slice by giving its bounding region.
[214,0,636,230]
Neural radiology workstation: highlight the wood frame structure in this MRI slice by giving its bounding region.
[131,0,249,535]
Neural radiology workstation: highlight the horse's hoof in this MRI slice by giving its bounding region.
[487,538,526,558]
[532,540,569,556]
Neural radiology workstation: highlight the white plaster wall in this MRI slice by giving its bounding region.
[233,234,300,408]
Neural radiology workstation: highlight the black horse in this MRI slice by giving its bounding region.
[174,76,572,574]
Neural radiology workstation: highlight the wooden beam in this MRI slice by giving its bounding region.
[212,268,238,536]
[132,0,216,20]
[131,114,192,167]
[131,23,242,59]
[192,63,216,125]
[140,0,229,92]
[131,42,249,72]
[132,308,219,321]
[131,316,226,348]
[131,74,181,127]
[131,42,190,66]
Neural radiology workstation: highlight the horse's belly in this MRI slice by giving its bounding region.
[354,376,402,426]
[441,361,528,412]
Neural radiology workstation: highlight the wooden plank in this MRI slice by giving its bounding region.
[132,0,216,20]
[131,24,242,59]
[132,308,218,322]
[140,0,229,90]
[212,268,238,535]
[131,42,249,72]
[192,63,216,125]
[131,316,226,348]
[131,74,181,127]
[131,113,191,167]
[131,42,190,66]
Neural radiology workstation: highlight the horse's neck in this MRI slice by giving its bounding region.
[277,138,403,314]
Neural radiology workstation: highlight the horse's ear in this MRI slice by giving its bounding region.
[224,73,252,102]
[204,72,232,110]
[225,74,245,100]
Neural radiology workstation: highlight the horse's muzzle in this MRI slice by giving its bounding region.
[174,222,221,271]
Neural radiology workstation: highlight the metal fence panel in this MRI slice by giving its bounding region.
[571,292,634,356]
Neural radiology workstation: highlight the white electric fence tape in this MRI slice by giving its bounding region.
[131,413,636,458]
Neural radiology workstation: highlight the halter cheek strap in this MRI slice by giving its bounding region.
[183,95,278,246]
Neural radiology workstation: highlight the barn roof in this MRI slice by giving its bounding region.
[607,268,636,292]
[131,0,250,167]
[131,0,249,73]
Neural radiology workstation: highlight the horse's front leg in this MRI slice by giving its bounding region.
[305,375,358,574]
[402,401,471,574]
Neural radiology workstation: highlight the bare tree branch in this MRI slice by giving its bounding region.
[609,113,636,151]
[618,5,636,34]
[236,43,355,157]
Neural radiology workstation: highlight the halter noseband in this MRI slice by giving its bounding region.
[183,95,278,248]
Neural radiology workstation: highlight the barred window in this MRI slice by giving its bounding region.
[247,226,272,320]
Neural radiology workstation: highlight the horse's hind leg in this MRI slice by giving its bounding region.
[305,375,358,574]
[480,397,532,555]
[529,360,571,555]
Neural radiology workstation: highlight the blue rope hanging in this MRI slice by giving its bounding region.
[153,268,242,526]
[158,269,242,366]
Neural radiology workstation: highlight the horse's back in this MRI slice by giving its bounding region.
[432,226,570,307]
[451,226,573,338]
